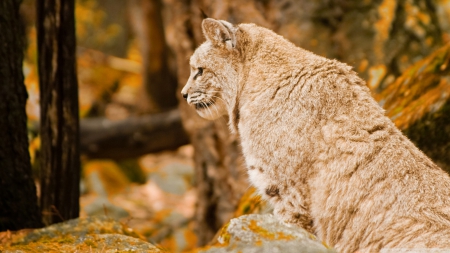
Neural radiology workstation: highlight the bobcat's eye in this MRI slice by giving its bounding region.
[194,67,203,80]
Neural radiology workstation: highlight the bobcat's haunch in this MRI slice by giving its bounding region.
[181,18,450,252]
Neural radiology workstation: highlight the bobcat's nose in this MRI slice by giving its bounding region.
[182,93,188,100]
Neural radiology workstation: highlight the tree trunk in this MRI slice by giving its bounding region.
[128,0,178,113]
[37,0,80,225]
[164,0,447,245]
[166,1,251,245]
[0,0,43,231]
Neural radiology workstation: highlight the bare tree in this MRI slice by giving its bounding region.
[37,0,80,225]
[0,0,43,231]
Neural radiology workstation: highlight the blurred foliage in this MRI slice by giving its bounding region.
[76,0,122,52]
[117,159,148,184]
[377,42,450,171]
[23,0,142,120]
[74,0,142,119]
[24,0,145,184]
[83,160,131,196]
[377,43,450,130]
[233,187,269,218]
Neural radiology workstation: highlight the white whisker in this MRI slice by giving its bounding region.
[206,101,214,116]
[209,98,219,115]
[202,101,212,116]
[210,95,227,107]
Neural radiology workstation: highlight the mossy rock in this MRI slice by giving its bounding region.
[0,216,163,253]
[196,214,335,253]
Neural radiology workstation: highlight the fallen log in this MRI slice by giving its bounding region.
[80,109,189,160]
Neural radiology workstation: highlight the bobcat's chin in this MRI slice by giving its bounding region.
[195,98,227,120]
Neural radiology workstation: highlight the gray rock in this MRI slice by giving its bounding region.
[149,163,194,195]
[201,214,336,253]
[83,196,129,219]
[76,234,161,252]
[2,216,162,253]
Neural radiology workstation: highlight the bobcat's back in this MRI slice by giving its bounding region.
[182,19,450,252]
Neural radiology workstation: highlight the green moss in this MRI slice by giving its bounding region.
[218,222,231,244]
[242,204,251,214]
[233,187,268,217]
[83,238,97,248]
[117,159,147,184]
[2,216,158,252]
[247,220,294,241]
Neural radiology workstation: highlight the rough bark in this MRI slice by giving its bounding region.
[37,0,80,225]
[80,109,189,160]
[0,0,43,231]
[128,0,178,113]
[164,0,448,245]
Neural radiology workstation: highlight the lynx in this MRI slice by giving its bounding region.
[181,18,450,252]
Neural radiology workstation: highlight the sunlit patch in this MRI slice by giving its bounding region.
[368,65,387,90]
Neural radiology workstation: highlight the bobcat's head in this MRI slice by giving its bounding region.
[181,19,242,123]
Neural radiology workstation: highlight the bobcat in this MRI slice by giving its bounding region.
[181,18,450,252]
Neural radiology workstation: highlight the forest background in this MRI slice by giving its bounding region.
[1,0,450,252]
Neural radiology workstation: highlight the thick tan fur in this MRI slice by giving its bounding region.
[181,18,450,252]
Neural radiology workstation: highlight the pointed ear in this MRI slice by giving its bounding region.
[202,18,236,49]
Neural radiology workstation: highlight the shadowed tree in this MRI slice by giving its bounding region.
[0,0,43,231]
[37,0,80,225]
